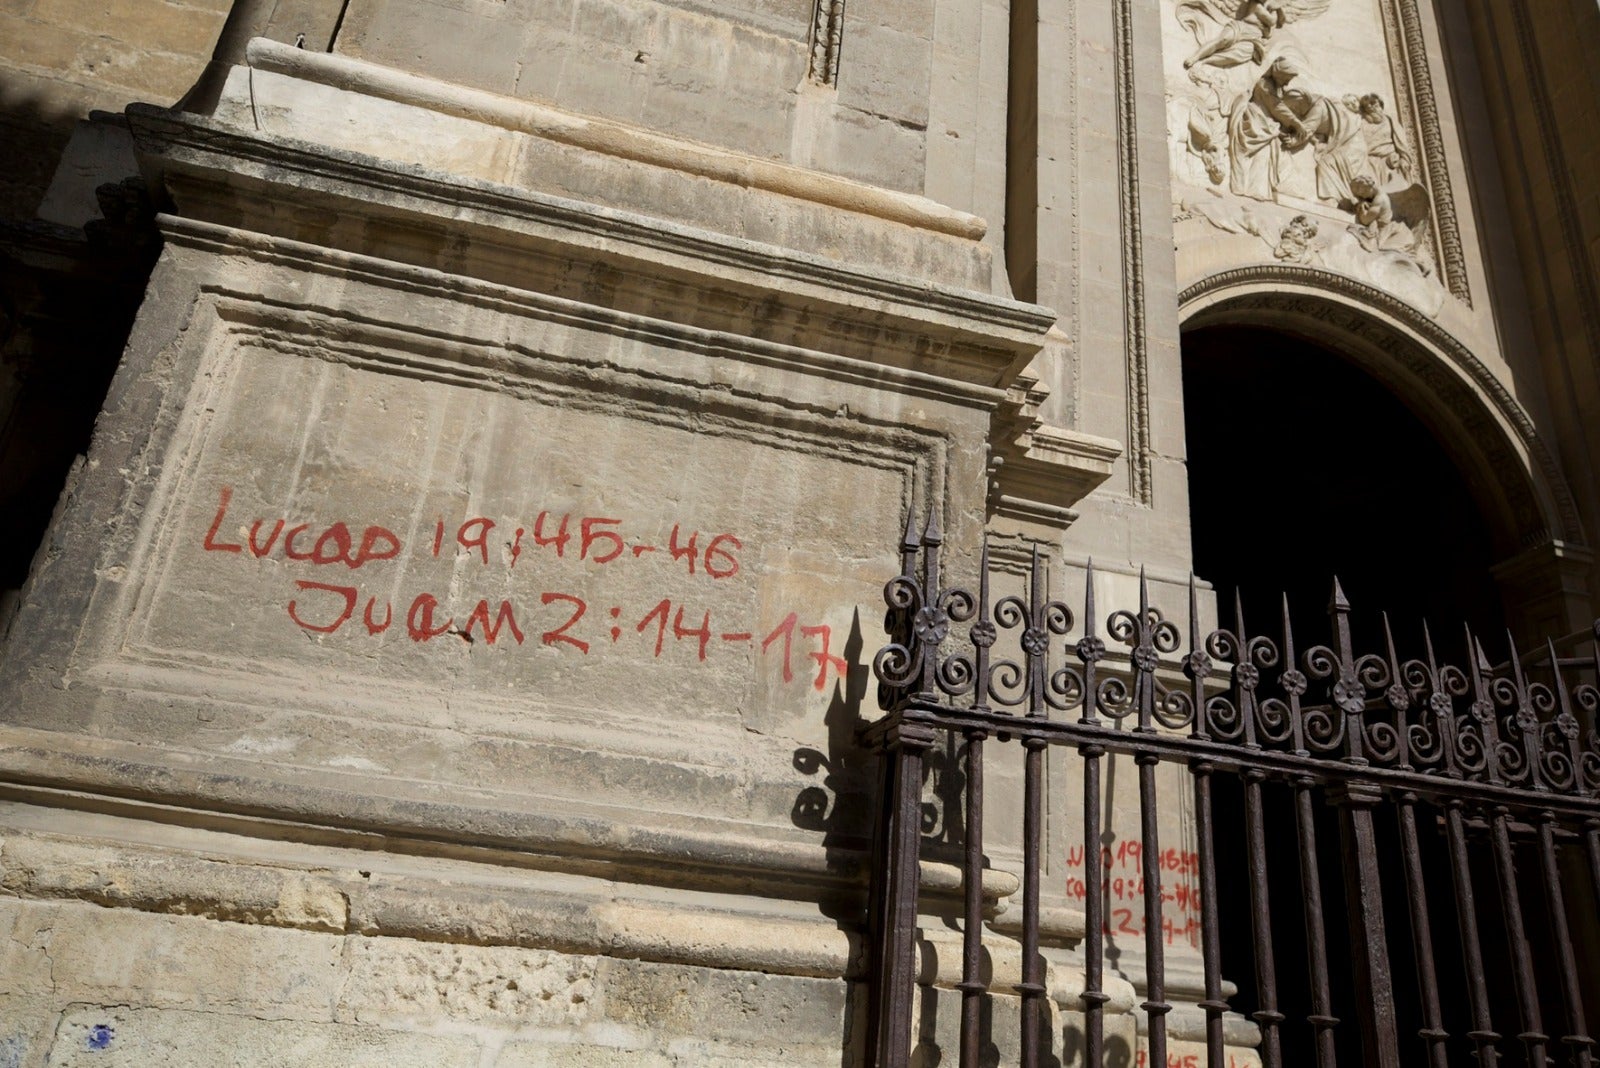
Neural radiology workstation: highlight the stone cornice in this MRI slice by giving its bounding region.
[984,371,1122,533]
[158,214,1010,410]
[127,106,1055,391]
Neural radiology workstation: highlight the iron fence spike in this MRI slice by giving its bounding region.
[1085,558,1098,639]
[1329,576,1350,614]
[1188,573,1201,653]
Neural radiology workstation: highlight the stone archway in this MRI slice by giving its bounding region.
[1179,267,1591,641]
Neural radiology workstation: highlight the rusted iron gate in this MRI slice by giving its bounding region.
[861,511,1600,1068]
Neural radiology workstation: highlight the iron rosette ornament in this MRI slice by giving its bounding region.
[987,550,1077,715]
[1198,594,1286,747]
[1101,573,1187,730]
[1487,645,1554,790]
[1394,633,1471,777]
[870,508,979,700]
[1577,680,1600,794]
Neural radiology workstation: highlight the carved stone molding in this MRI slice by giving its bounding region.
[1490,538,1595,640]
[986,373,1122,538]
[1114,0,1152,506]
[1377,0,1470,305]
[1180,266,1584,551]
[242,38,985,241]
[127,104,1049,391]
[809,0,846,86]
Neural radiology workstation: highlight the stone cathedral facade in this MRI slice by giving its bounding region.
[0,0,1596,1064]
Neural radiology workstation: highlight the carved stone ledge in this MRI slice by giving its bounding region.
[125,105,1054,392]
[987,373,1123,538]
[1490,539,1595,642]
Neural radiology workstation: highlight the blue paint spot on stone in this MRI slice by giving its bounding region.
[86,1024,114,1051]
[0,1033,27,1068]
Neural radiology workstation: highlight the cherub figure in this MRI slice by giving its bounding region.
[1273,214,1321,263]
[1346,174,1429,268]
[1177,0,1333,72]
[1183,1,1282,69]
[1349,175,1394,233]
[1346,174,1440,279]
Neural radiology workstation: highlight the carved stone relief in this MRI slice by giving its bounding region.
[1164,0,1455,315]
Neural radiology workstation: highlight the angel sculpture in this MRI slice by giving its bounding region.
[1347,174,1435,274]
[1178,0,1334,72]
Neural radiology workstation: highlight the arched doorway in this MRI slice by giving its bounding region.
[1178,292,1589,1066]
[1179,271,1590,645]
[1182,322,1505,653]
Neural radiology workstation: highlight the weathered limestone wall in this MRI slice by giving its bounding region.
[0,0,225,219]
[1458,0,1600,610]
[1016,0,1193,576]
[0,13,1094,1058]
[1,804,864,1065]
[335,0,933,197]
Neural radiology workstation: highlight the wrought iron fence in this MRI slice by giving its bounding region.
[861,508,1600,1068]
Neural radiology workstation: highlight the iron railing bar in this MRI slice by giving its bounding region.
[1136,749,1171,1068]
[862,747,895,1065]
[1275,596,1339,1068]
[959,729,988,1068]
[1018,547,1049,1068]
[1333,783,1403,1067]
[874,723,935,1068]
[1082,743,1108,1066]
[1079,562,1107,1067]
[1191,759,1227,1068]
[1588,820,1600,920]
[1018,740,1046,1068]
[959,544,995,1068]
[1241,767,1284,1068]
[1443,799,1502,1066]
[1535,813,1595,1068]
[865,708,1600,820]
[1394,791,1450,1068]
[1292,776,1339,1068]
[1184,579,1227,1068]
[1317,583,1406,1066]
[1488,805,1551,1068]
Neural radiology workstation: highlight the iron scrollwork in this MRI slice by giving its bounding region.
[873,509,1600,802]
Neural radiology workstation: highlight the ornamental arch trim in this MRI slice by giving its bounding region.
[1177,266,1584,557]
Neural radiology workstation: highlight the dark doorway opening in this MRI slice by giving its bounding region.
[1182,322,1506,649]
[1180,323,1554,1067]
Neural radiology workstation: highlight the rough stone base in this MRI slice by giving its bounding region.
[0,892,857,1067]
